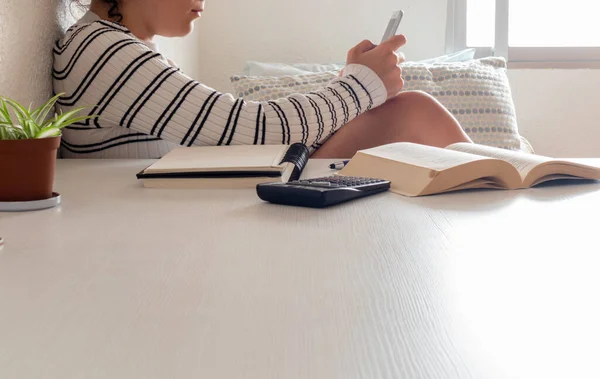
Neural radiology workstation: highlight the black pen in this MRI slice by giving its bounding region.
[329,160,350,170]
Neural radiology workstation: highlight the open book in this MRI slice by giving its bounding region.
[137,143,309,189]
[338,142,600,197]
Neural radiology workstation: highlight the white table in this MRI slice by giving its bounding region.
[1,159,600,379]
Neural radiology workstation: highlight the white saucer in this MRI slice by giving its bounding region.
[0,192,62,212]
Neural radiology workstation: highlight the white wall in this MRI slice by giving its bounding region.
[158,0,447,90]
[0,0,72,107]
[507,70,600,157]
[159,0,599,158]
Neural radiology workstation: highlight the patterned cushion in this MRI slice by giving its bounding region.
[230,57,529,151]
[231,71,339,100]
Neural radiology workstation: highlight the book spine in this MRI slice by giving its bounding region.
[280,143,310,181]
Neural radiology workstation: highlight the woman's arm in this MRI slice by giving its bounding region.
[53,21,388,150]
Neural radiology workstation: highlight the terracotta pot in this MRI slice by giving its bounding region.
[0,135,61,202]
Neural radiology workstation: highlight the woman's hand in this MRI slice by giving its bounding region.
[345,35,407,99]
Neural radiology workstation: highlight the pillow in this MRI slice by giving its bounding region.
[242,61,344,76]
[231,70,339,100]
[231,57,526,152]
[241,49,476,76]
[416,48,476,64]
[400,57,523,151]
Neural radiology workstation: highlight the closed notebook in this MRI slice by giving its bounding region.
[136,143,310,189]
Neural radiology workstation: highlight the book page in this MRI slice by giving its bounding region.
[343,142,521,196]
[146,145,288,174]
[361,142,491,171]
[524,161,600,187]
[446,142,552,179]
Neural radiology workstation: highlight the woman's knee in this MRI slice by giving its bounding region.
[392,90,440,108]
[385,90,467,139]
[379,91,448,126]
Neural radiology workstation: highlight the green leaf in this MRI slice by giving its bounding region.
[53,115,97,130]
[15,127,28,139]
[0,125,27,140]
[0,122,23,130]
[33,93,63,125]
[35,127,61,139]
[0,102,6,124]
[0,94,98,140]
[2,98,38,138]
[0,100,14,125]
[5,101,28,131]
[51,106,93,129]
[26,119,41,137]
[5,98,31,119]
[41,113,59,130]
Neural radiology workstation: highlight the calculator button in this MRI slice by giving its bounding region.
[303,183,335,188]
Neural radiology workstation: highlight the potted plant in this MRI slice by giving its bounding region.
[0,94,95,203]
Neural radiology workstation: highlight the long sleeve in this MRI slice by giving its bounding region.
[53,20,387,158]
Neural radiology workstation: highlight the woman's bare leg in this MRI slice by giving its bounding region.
[312,91,472,159]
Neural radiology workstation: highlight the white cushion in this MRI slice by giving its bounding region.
[242,49,476,76]
[242,61,344,76]
[412,48,476,64]
[231,57,530,152]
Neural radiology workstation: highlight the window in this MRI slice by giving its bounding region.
[447,0,600,67]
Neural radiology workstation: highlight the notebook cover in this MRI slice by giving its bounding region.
[137,143,310,181]
[136,169,282,179]
[280,143,310,182]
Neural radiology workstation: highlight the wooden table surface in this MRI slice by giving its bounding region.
[1,159,600,379]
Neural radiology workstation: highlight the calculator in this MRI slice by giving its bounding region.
[256,176,391,208]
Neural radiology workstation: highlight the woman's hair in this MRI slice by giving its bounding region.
[73,0,123,23]
[103,0,123,22]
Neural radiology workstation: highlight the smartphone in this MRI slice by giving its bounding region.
[381,10,404,43]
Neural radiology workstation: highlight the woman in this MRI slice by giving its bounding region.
[54,0,471,159]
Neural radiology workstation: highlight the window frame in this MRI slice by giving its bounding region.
[446,0,600,68]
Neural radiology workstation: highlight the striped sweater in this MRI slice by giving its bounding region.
[53,12,387,158]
